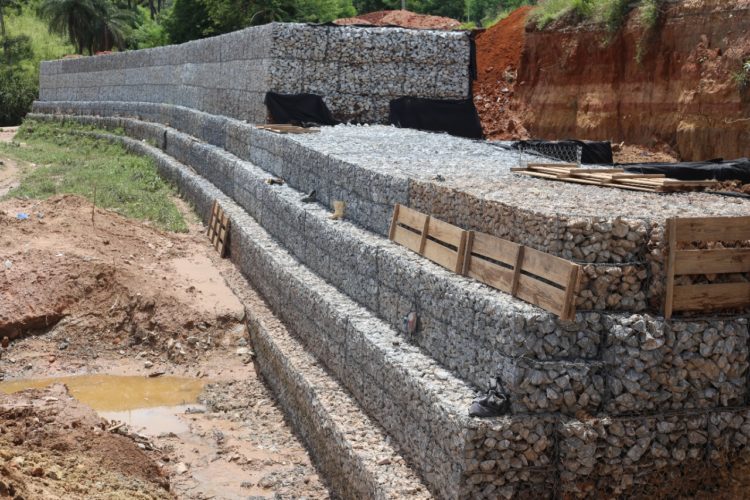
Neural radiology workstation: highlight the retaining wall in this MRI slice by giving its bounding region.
[29,109,750,422]
[38,23,470,125]
[49,123,750,499]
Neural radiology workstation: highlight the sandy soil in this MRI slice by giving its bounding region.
[0,182,329,498]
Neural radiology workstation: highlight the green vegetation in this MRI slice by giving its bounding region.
[531,0,659,32]
[0,120,187,232]
[735,59,750,90]
[0,3,72,125]
[39,0,135,54]
[466,0,532,27]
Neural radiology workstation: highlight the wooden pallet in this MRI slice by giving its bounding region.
[257,124,320,135]
[664,216,750,318]
[389,204,581,319]
[389,204,467,273]
[462,231,581,321]
[207,200,230,258]
[512,164,717,193]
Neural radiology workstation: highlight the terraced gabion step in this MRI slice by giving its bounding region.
[63,128,560,499]
[57,126,750,499]
[28,112,750,421]
[218,250,431,500]
[32,100,750,316]
[32,100,656,314]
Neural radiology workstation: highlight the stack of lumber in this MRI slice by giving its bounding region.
[256,124,320,134]
[512,164,718,193]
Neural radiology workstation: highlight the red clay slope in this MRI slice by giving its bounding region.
[472,6,532,139]
[515,0,750,161]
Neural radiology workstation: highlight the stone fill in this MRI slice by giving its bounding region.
[26,106,750,498]
[37,23,470,125]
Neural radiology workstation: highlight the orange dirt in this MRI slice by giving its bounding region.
[0,195,244,361]
[0,193,330,499]
[472,6,532,140]
[334,9,461,30]
[515,0,750,161]
[0,384,170,499]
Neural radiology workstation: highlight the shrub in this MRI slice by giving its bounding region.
[0,68,38,126]
[734,59,750,89]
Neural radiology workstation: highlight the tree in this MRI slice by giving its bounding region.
[39,0,133,54]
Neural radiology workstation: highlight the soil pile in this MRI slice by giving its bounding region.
[0,384,170,499]
[472,6,532,140]
[335,10,461,30]
[0,195,245,363]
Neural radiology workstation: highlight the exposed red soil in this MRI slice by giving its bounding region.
[472,6,532,140]
[515,0,750,161]
[0,195,245,361]
[0,384,170,499]
[334,9,461,30]
[0,192,330,499]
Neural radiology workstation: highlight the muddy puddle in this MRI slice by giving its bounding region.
[0,374,206,435]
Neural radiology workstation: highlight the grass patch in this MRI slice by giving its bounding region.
[531,0,658,32]
[0,120,187,232]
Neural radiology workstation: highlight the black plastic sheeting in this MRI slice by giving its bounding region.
[623,158,750,183]
[264,92,339,126]
[389,97,484,139]
[512,140,614,165]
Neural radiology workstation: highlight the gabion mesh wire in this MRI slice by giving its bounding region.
[517,142,583,167]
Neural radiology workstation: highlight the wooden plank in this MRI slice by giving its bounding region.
[514,171,658,192]
[388,204,400,241]
[511,246,525,296]
[520,246,576,286]
[426,217,464,247]
[470,232,521,267]
[560,266,581,321]
[674,248,750,275]
[397,205,429,232]
[664,218,677,319]
[674,217,750,243]
[660,179,717,187]
[454,230,468,274]
[392,225,423,253]
[611,173,666,179]
[673,282,750,312]
[461,231,475,275]
[515,274,567,317]
[466,256,514,293]
[526,163,580,169]
[423,239,459,271]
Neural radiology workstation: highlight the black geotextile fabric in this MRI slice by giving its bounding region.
[512,140,614,165]
[389,97,484,139]
[623,158,750,183]
[264,92,339,126]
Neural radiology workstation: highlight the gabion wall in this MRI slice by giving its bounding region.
[29,112,750,499]
[37,23,470,124]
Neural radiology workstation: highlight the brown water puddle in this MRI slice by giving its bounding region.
[0,375,207,436]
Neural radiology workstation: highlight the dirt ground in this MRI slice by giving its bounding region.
[0,131,329,499]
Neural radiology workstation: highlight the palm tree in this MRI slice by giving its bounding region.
[39,0,133,54]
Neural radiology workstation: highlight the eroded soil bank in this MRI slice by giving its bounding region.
[514,0,750,160]
[0,194,329,499]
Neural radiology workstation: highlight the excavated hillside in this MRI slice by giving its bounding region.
[513,0,750,161]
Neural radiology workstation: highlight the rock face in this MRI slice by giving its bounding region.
[515,0,750,161]
[37,23,470,125]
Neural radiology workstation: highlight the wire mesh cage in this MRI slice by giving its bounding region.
[517,141,583,167]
